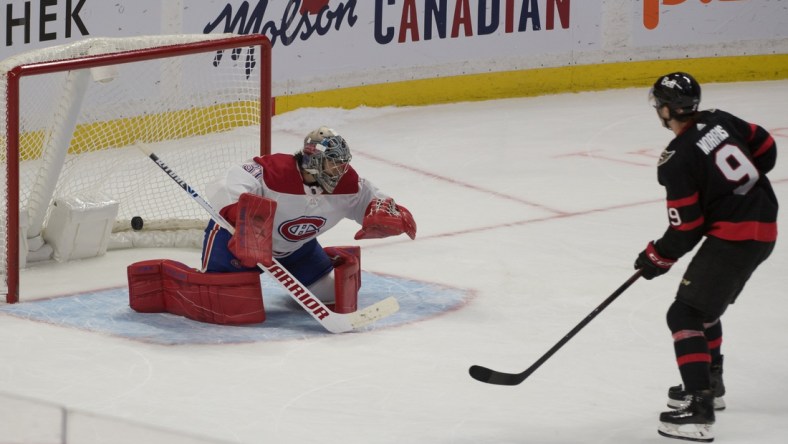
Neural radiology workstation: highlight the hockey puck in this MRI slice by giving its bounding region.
[131,216,144,231]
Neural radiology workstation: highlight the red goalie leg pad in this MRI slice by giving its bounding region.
[228,193,277,267]
[128,259,168,313]
[128,260,265,325]
[161,261,265,325]
[324,246,361,314]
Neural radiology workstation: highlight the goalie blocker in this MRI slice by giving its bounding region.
[227,193,277,267]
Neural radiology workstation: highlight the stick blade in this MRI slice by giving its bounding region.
[322,296,399,333]
[469,365,494,382]
[349,296,399,329]
[468,365,525,386]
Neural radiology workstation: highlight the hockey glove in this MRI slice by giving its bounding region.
[634,241,676,280]
[354,198,416,240]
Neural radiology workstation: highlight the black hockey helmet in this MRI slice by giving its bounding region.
[649,72,701,118]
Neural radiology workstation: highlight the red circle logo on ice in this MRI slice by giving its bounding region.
[279,216,327,241]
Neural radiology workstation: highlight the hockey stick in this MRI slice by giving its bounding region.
[469,270,642,385]
[138,145,399,333]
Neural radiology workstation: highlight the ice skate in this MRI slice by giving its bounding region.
[667,358,726,411]
[658,390,715,442]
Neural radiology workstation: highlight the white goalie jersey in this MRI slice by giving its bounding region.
[206,153,387,257]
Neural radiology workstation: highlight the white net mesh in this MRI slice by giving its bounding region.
[1,34,269,301]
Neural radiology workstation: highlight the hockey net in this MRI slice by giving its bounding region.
[1,34,272,303]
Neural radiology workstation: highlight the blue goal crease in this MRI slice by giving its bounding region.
[0,271,471,345]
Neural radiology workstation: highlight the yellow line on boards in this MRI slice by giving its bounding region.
[275,54,788,113]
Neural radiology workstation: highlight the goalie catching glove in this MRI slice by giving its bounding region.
[354,198,416,240]
[228,193,277,267]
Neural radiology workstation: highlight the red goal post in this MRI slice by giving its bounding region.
[1,34,272,303]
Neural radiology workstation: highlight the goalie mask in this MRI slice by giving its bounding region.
[300,126,352,193]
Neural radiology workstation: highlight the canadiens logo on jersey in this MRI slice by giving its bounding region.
[242,162,263,179]
[279,216,327,242]
[657,149,675,166]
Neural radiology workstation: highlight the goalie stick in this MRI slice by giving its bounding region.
[138,144,399,333]
[469,270,642,385]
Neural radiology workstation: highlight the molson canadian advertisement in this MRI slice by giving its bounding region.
[187,0,601,93]
[0,1,785,95]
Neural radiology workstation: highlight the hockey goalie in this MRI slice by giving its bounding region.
[128,126,416,325]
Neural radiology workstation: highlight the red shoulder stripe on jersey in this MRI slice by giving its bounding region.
[709,221,778,242]
[707,337,722,350]
[752,135,775,158]
[330,166,360,195]
[667,192,699,208]
[258,154,307,194]
[673,216,704,232]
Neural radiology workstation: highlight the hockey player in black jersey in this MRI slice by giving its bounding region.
[634,72,778,442]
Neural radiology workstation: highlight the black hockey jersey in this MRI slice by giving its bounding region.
[653,109,778,260]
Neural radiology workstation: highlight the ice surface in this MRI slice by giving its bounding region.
[1,80,787,443]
